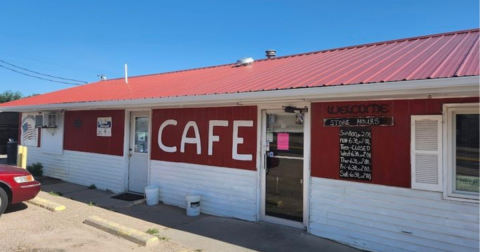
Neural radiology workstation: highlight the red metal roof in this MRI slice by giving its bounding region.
[2,29,479,108]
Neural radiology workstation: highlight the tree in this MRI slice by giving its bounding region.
[0,90,23,103]
[25,93,40,98]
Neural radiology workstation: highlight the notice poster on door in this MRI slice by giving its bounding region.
[277,133,289,150]
[97,117,112,137]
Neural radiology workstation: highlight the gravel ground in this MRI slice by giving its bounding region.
[0,191,192,252]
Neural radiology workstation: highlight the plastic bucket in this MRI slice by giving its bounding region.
[145,185,159,206]
[186,195,201,216]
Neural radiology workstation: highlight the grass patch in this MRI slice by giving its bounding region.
[146,228,159,235]
[159,236,170,241]
[49,191,63,196]
[88,184,97,189]
[88,201,96,206]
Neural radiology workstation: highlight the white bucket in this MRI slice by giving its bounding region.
[186,195,201,216]
[145,185,159,206]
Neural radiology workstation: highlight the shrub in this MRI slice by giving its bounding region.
[146,228,159,235]
[27,162,43,177]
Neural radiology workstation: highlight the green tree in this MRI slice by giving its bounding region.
[0,90,23,103]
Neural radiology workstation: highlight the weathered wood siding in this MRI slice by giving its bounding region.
[27,147,125,193]
[150,160,257,221]
[310,177,479,252]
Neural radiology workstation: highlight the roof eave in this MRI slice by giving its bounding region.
[1,76,478,112]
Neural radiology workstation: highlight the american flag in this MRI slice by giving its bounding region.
[22,122,35,141]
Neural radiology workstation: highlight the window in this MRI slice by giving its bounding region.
[444,104,479,201]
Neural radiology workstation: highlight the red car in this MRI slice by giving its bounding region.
[0,164,41,216]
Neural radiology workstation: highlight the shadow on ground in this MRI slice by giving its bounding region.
[36,177,359,252]
[5,203,29,214]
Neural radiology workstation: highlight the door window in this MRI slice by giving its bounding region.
[134,117,149,153]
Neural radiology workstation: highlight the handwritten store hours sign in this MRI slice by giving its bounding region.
[339,127,372,181]
[324,116,394,127]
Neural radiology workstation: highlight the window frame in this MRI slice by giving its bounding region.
[443,103,479,202]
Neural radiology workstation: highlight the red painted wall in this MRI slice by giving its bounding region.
[64,110,125,156]
[151,106,257,170]
[311,97,479,188]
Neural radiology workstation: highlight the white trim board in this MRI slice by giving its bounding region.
[2,76,478,112]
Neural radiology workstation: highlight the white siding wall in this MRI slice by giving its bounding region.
[27,147,125,193]
[310,177,479,252]
[150,160,257,221]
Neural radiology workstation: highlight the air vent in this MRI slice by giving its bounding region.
[266,49,276,59]
[35,113,57,128]
[235,57,254,66]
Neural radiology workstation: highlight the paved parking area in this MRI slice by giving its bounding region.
[0,177,362,252]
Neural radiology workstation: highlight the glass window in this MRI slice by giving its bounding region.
[266,112,304,158]
[454,114,479,194]
[134,117,149,153]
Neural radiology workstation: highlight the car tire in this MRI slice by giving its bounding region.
[0,187,8,217]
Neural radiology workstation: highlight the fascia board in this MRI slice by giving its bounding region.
[1,76,478,112]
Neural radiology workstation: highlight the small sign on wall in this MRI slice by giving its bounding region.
[97,117,112,137]
[324,116,394,127]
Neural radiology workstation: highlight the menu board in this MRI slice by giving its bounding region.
[339,127,372,181]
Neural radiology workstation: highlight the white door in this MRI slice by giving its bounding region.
[261,108,308,228]
[128,111,150,193]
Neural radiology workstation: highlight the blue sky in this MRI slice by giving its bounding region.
[0,0,478,96]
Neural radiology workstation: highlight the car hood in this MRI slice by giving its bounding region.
[0,164,32,176]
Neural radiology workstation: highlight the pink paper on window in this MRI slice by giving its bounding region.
[277,133,289,150]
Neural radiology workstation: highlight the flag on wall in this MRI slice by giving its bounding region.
[21,114,38,146]
[22,122,34,141]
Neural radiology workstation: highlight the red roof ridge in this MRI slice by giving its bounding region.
[254,28,480,62]
[107,28,478,81]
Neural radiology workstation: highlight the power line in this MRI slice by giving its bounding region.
[0,48,117,76]
[0,63,82,86]
[0,59,88,84]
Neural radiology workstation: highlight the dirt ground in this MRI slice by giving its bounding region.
[0,177,361,252]
[0,191,192,252]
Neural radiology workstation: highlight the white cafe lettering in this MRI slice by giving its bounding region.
[158,119,254,161]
